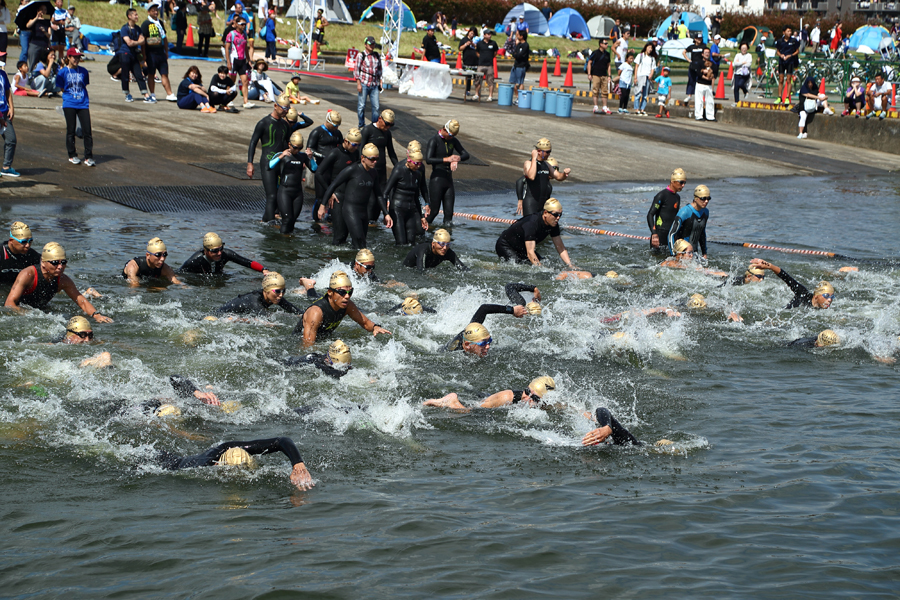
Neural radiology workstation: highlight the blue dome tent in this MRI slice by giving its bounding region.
[548,7,590,40]
[848,25,895,52]
[655,12,708,44]
[501,3,549,36]
[359,0,417,31]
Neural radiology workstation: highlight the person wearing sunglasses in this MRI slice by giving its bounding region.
[5,242,112,322]
[659,239,727,277]
[247,95,292,222]
[1,221,40,284]
[179,232,267,275]
[295,270,391,347]
[424,119,469,226]
[519,138,571,218]
[667,184,710,261]
[214,271,302,317]
[314,127,361,223]
[359,109,399,219]
[62,315,95,344]
[307,108,343,164]
[749,258,835,309]
[402,228,468,272]
[444,297,530,355]
[269,130,318,234]
[721,262,767,287]
[424,375,556,410]
[789,329,840,349]
[322,143,392,249]
[282,339,353,379]
[647,168,685,253]
[495,198,574,268]
[389,296,436,316]
[296,249,384,301]
[123,237,182,287]
[383,142,429,245]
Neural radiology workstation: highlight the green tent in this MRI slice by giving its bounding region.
[739,26,774,48]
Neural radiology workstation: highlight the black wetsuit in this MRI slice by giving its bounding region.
[215,290,303,316]
[445,303,515,351]
[248,115,291,222]
[383,163,429,245]
[289,113,315,132]
[19,266,60,309]
[275,151,316,234]
[516,175,552,216]
[155,437,304,470]
[776,269,815,309]
[293,295,347,338]
[178,249,264,274]
[402,242,468,271]
[0,243,40,284]
[389,302,436,314]
[667,205,709,256]
[322,163,387,249]
[315,145,359,222]
[282,352,350,379]
[425,132,470,225]
[505,282,537,306]
[594,407,642,446]
[522,160,554,217]
[647,187,681,251]
[495,213,560,263]
[788,337,818,348]
[122,256,163,280]
[307,124,344,162]
[359,123,398,219]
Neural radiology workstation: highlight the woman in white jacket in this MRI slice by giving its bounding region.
[632,43,658,115]
[731,43,753,104]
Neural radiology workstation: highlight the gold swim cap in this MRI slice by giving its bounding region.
[526,301,542,315]
[671,167,686,182]
[463,322,490,343]
[527,375,556,398]
[613,331,628,339]
[408,148,424,161]
[329,270,352,289]
[203,316,218,321]
[180,329,204,346]
[285,107,299,122]
[546,157,559,168]
[154,403,182,417]
[262,271,286,292]
[687,293,707,309]
[202,232,223,249]
[747,264,766,276]
[400,297,423,315]
[10,221,31,240]
[67,315,92,333]
[326,110,342,126]
[673,239,692,254]
[543,198,562,213]
[220,400,242,414]
[817,329,840,347]
[275,95,291,109]
[362,143,379,158]
[407,140,422,152]
[346,127,362,143]
[814,281,834,296]
[289,131,304,147]
[219,446,256,467]
[328,339,351,363]
[41,242,66,261]
[356,248,375,263]
[535,137,552,151]
[147,237,167,253]
[444,119,460,135]
[380,109,395,123]
[694,184,710,198]
[605,271,619,278]
[433,228,451,243]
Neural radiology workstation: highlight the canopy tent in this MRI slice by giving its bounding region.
[655,12,707,44]
[660,38,692,61]
[81,24,115,47]
[286,0,352,24]
[586,15,615,39]
[501,3,549,36]
[358,0,417,31]
[848,25,895,52]
[547,7,589,40]
[739,25,774,48]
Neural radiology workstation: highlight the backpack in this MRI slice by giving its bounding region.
[110,30,122,54]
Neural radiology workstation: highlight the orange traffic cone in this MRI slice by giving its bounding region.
[310,41,319,65]
[781,80,790,105]
[455,51,462,69]
[493,56,498,79]
[539,58,548,88]
[715,72,725,99]
[726,60,733,79]
[440,51,446,65]
[186,25,195,48]
[818,76,826,95]
[553,55,561,77]
[892,83,897,109]
[563,61,573,87]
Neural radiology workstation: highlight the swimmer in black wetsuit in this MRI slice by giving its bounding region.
[247,96,291,222]
[424,375,556,410]
[1,221,40,284]
[215,271,303,316]
[270,130,318,234]
[789,329,840,348]
[582,407,668,447]
[60,316,96,345]
[322,143,391,249]
[295,249,386,300]
[282,339,352,379]
[425,119,469,225]
[505,281,542,307]
[495,198,574,267]
[123,237,182,287]
[518,138,571,217]
[285,107,314,133]
[659,240,727,277]
[402,228,468,271]
[314,127,361,223]
[178,232,267,275]
[295,270,391,347]
[389,296,435,315]
[749,258,834,309]
[359,109,399,220]
[444,300,529,355]
[5,242,112,323]
[721,263,766,287]
[153,436,315,490]
[307,109,344,163]
[668,184,710,259]
[384,142,430,245]
[648,167,685,252]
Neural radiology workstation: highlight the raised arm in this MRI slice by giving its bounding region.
[505,282,539,305]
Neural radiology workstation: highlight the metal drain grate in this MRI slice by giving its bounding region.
[76,186,265,213]
[455,178,513,194]
[190,162,261,180]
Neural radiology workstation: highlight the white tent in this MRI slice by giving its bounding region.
[587,15,614,39]
[286,0,352,24]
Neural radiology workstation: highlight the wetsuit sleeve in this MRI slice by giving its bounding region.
[470,303,513,324]
[306,287,319,300]
[268,154,282,169]
[248,119,266,163]
[177,437,304,467]
[382,166,403,204]
[322,165,355,204]
[178,250,205,273]
[277,297,304,314]
[386,130,398,166]
[788,337,817,347]
[359,126,372,149]
[516,176,526,200]
[169,375,199,398]
[297,112,314,129]
[505,282,536,305]
[667,214,683,256]
[316,358,350,379]
[699,213,708,255]
[424,136,442,166]
[283,353,317,366]
[374,171,387,215]
[451,138,470,163]
[223,248,264,272]
[417,170,430,210]
[241,437,305,465]
[595,407,643,446]
[415,244,428,271]
[647,192,662,235]
[447,248,468,271]
[776,269,813,308]
[306,127,321,155]
[316,149,339,189]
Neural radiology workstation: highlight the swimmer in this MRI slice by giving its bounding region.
[270,130,317,234]
[749,258,834,309]
[583,407,672,447]
[518,138,571,217]
[283,339,352,379]
[600,306,682,323]
[123,238,182,287]
[351,248,380,282]
[389,296,436,315]
[722,262,766,286]
[659,240,727,277]
[383,142,430,245]
[424,375,557,410]
[1,221,40,284]
[314,127,361,222]
[153,436,314,490]
[402,228,468,271]
[61,315,95,344]
[495,198,574,268]
[178,232,267,275]
[648,168,685,252]
[5,242,113,323]
[444,298,530,354]
[247,96,292,222]
[294,270,391,346]
[359,109,399,219]
[322,143,392,249]
[168,374,221,405]
[788,329,840,348]
[680,293,743,322]
[556,270,598,281]
[215,272,303,316]
[668,184,710,259]
[505,282,541,307]
[425,119,469,225]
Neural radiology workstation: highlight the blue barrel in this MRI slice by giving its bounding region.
[531,88,545,111]
[518,89,532,109]
[555,93,574,118]
[544,91,558,115]
[497,84,514,106]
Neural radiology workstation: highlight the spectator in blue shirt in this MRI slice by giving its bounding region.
[263,9,277,61]
[709,34,722,75]
[654,66,672,117]
[31,49,61,97]
[56,47,94,167]
[0,49,20,177]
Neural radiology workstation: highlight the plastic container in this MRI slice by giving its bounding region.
[518,89,532,109]
[555,93,573,118]
[544,91,558,115]
[497,84,514,106]
[531,88,545,112]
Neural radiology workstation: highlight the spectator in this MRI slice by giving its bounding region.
[866,72,891,119]
[0,50,18,177]
[732,43,751,105]
[474,28,497,102]
[249,58,280,102]
[682,31,706,106]
[796,75,833,139]
[695,56,715,121]
[31,49,60,97]
[775,26,799,104]
[810,21,820,55]
[354,36,382,127]
[459,27,478,100]
[208,65,239,112]
[610,18,620,41]
[843,76,864,116]
[632,42,657,116]
[16,0,28,63]
[257,0,268,35]
[0,0,9,54]
[422,25,440,62]
[25,6,51,71]
[432,11,448,36]
[709,34,722,75]
[56,47,94,167]
[615,51,634,113]
[117,8,152,103]
[829,21,842,54]
[172,1,188,51]
[799,23,809,55]
[654,65,671,118]
[515,15,529,35]
[676,21,688,39]
[12,60,37,96]
[64,6,86,53]
[540,1,551,22]
[142,3,177,103]
[176,65,215,113]
[50,0,66,61]
[224,17,253,109]
[263,9,276,61]
[711,11,722,38]
[285,73,318,105]
[613,29,629,67]
[509,29,529,105]
[196,0,215,58]
[313,8,327,45]
[587,37,611,114]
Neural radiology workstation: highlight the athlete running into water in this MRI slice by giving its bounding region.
[495,198,574,268]
[247,96,291,222]
[359,109,399,220]
[1,222,40,284]
[314,127,361,222]
[270,130,317,234]
[179,232,266,275]
[518,138,571,217]
[648,168,685,252]
[425,119,469,225]
[384,142,429,245]
[215,272,302,316]
[321,144,392,249]
[668,184,710,259]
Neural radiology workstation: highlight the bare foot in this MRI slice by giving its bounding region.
[423,393,468,410]
[82,287,103,298]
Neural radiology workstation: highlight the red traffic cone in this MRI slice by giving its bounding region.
[726,60,733,79]
[186,24,195,48]
[310,41,319,65]
[440,51,446,65]
[892,83,897,109]
[563,61,573,87]
[493,56,498,79]
[818,76,826,95]
[715,72,725,99]
[781,80,791,105]
[553,55,561,77]
[539,58,548,88]
[455,51,462,69]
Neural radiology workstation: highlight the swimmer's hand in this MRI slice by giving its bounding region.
[93,313,114,323]
[384,215,394,229]
[372,325,391,337]
[421,217,429,232]
[515,199,523,216]
[83,287,103,298]
[299,277,316,291]
[80,351,112,369]
[650,233,659,248]
[512,305,527,318]
[290,462,315,491]
[532,287,541,302]
[582,425,613,446]
[727,311,743,323]
[655,439,674,447]
[194,390,221,406]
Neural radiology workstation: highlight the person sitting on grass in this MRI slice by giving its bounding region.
[284,74,320,105]
[176,65,216,113]
[13,61,38,96]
